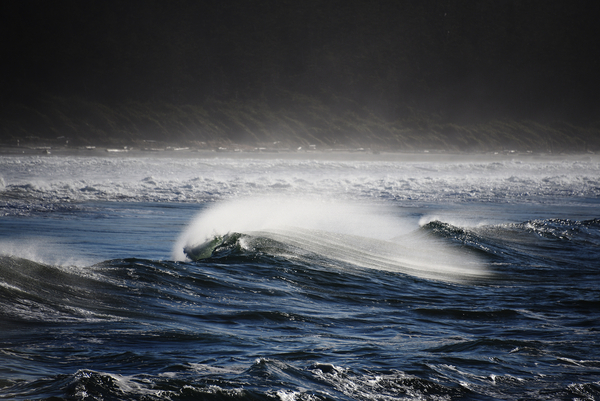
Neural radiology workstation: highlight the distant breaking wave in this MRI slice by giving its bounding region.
[1,155,599,216]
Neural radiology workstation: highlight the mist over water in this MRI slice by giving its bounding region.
[173,196,401,256]
[175,196,489,283]
[0,237,90,268]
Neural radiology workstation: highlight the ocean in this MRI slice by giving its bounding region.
[1,150,599,400]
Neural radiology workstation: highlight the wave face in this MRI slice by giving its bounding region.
[1,152,600,400]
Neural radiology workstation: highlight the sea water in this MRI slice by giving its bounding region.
[1,151,599,400]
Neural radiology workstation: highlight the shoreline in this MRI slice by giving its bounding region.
[1,143,597,163]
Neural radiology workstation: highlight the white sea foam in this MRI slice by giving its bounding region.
[1,154,599,212]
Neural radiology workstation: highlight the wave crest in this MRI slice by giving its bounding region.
[175,196,490,283]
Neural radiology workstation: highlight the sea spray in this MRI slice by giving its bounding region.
[172,196,398,260]
[0,237,95,268]
[174,196,489,282]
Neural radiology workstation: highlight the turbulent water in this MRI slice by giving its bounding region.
[1,151,599,400]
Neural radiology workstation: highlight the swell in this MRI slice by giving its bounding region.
[3,214,597,322]
[0,256,239,324]
[0,256,122,323]
[0,254,364,327]
[422,217,600,274]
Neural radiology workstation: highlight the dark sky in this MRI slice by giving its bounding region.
[2,0,599,123]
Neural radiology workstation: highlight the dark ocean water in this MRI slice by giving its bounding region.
[1,154,600,400]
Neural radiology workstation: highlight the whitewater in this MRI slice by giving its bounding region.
[1,150,599,400]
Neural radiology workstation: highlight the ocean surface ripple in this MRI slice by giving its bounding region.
[1,153,599,400]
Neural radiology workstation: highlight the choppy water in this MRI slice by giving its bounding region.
[1,151,599,400]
